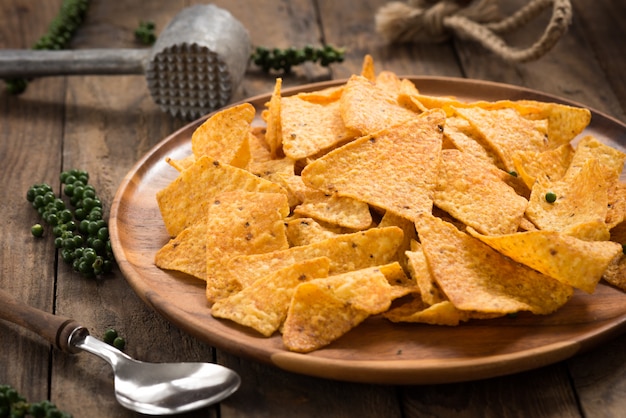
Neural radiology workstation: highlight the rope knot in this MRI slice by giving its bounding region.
[375,0,573,63]
[376,0,500,43]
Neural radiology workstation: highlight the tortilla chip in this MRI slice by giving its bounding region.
[453,106,548,172]
[165,154,196,172]
[416,213,573,315]
[360,54,376,82]
[281,96,354,159]
[378,261,417,298]
[512,143,574,189]
[434,149,528,235]
[405,241,446,305]
[443,116,502,167]
[607,182,626,229]
[227,226,404,288]
[339,75,418,135]
[282,265,393,352]
[282,281,369,353]
[296,85,345,104]
[154,222,207,280]
[384,299,472,326]
[191,102,254,168]
[517,100,591,146]
[379,210,417,269]
[293,191,373,230]
[284,217,342,246]
[603,254,626,292]
[301,109,444,222]
[467,227,623,294]
[204,191,291,303]
[156,156,286,237]
[525,158,609,234]
[263,77,283,157]
[211,257,331,336]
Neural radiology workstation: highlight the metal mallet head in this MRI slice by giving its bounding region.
[0,4,251,119]
[145,4,251,119]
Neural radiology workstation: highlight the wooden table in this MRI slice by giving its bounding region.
[2,0,626,416]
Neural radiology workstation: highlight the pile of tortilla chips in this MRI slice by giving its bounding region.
[154,55,626,353]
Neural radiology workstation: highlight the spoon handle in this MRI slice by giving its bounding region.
[0,288,81,353]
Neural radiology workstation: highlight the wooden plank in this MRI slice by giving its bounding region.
[317,0,464,78]
[0,0,66,405]
[219,355,401,418]
[571,0,626,118]
[401,364,581,417]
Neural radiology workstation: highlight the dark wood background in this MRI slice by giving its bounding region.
[1,0,626,416]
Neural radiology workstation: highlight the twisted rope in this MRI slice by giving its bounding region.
[375,0,573,62]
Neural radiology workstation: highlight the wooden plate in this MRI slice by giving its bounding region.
[109,77,626,385]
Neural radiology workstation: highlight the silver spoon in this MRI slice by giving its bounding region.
[0,288,240,415]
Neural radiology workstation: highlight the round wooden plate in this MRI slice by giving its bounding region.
[109,77,626,385]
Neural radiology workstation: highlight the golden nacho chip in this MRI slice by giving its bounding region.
[263,77,283,157]
[397,78,428,113]
[284,217,342,246]
[282,281,370,353]
[360,54,376,81]
[453,106,548,172]
[414,95,590,146]
[512,143,574,189]
[416,213,573,315]
[607,182,626,229]
[603,254,626,292]
[375,70,402,93]
[154,222,207,280]
[191,102,254,168]
[205,191,290,303]
[165,154,196,172]
[443,116,502,167]
[405,240,446,306]
[281,96,354,160]
[525,158,609,234]
[467,227,623,294]
[282,265,393,352]
[434,149,528,235]
[301,109,444,222]
[517,100,591,146]
[295,85,345,104]
[568,135,625,186]
[379,210,417,269]
[211,257,331,336]
[384,299,472,326]
[378,261,417,299]
[339,74,418,135]
[156,156,286,237]
[227,226,404,288]
[293,191,373,230]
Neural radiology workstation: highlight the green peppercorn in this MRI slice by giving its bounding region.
[103,328,118,344]
[545,191,557,203]
[31,223,44,237]
[113,336,126,351]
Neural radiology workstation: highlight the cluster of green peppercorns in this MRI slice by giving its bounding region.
[0,384,71,418]
[27,169,114,278]
[251,45,345,74]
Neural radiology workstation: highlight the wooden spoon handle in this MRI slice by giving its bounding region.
[0,288,82,353]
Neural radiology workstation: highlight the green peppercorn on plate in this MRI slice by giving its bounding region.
[109,77,626,385]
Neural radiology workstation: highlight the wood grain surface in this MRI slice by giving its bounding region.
[2,0,626,417]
